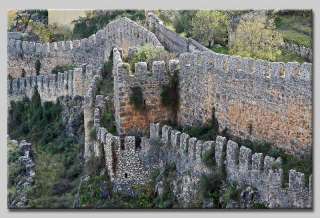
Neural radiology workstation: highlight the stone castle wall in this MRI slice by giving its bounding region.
[149,123,312,208]
[177,51,312,156]
[112,47,172,136]
[91,120,312,208]
[7,64,98,103]
[82,74,151,191]
[8,17,162,78]
[146,12,210,54]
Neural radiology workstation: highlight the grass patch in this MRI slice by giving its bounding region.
[276,49,309,63]
[275,13,312,48]
[211,44,229,54]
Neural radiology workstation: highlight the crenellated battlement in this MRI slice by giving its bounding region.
[8,64,98,103]
[181,51,311,83]
[112,47,173,136]
[178,51,312,156]
[148,123,312,208]
[8,17,163,78]
[86,118,312,208]
[8,18,162,60]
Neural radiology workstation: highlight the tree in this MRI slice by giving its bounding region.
[191,11,229,48]
[229,18,284,61]
[173,10,196,36]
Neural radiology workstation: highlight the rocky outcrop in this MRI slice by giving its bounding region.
[8,140,35,209]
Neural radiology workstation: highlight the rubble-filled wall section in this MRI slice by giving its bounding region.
[178,51,312,156]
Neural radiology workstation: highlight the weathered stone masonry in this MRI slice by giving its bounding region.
[177,51,312,156]
[8,17,162,78]
[150,123,312,208]
[145,13,312,157]
[7,64,98,103]
[112,47,173,136]
[7,13,313,208]
[92,120,312,208]
[146,12,210,53]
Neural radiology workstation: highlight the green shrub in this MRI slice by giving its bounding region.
[101,60,113,78]
[191,11,229,48]
[101,111,117,134]
[232,136,312,185]
[8,89,83,208]
[274,12,312,48]
[161,70,179,118]
[96,77,114,96]
[230,19,284,61]
[172,10,196,36]
[199,173,223,208]
[222,183,241,206]
[211,44,229,54]
[202,147,215,167]
[129,86,145,111]
[35,59,41,75]
[89,127,97,140]
[79,175,109,208]
[129,44,175,72]
[51,64,75,74]
[252,203,268,209]
[276,49,308,63]
[154,163,177,208]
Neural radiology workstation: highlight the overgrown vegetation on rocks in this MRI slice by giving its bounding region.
[201,147,215,167]
[8,89,83,208]
[199,173,224,208]
[129,86,145,111]
[160,70,179,121]
[101,111,117,135]
[96,54,114,96]
[51,64,75,74]
[129,44,176,72]
[181,107,220,141]
[224,134,312,186]
[35,59,41,75]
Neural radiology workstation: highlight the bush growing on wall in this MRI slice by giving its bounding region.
[35,59,41,75]
[129,44,176,72]
[51,64,75,74]
[129,86,145,111]
[161,70,179,123]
